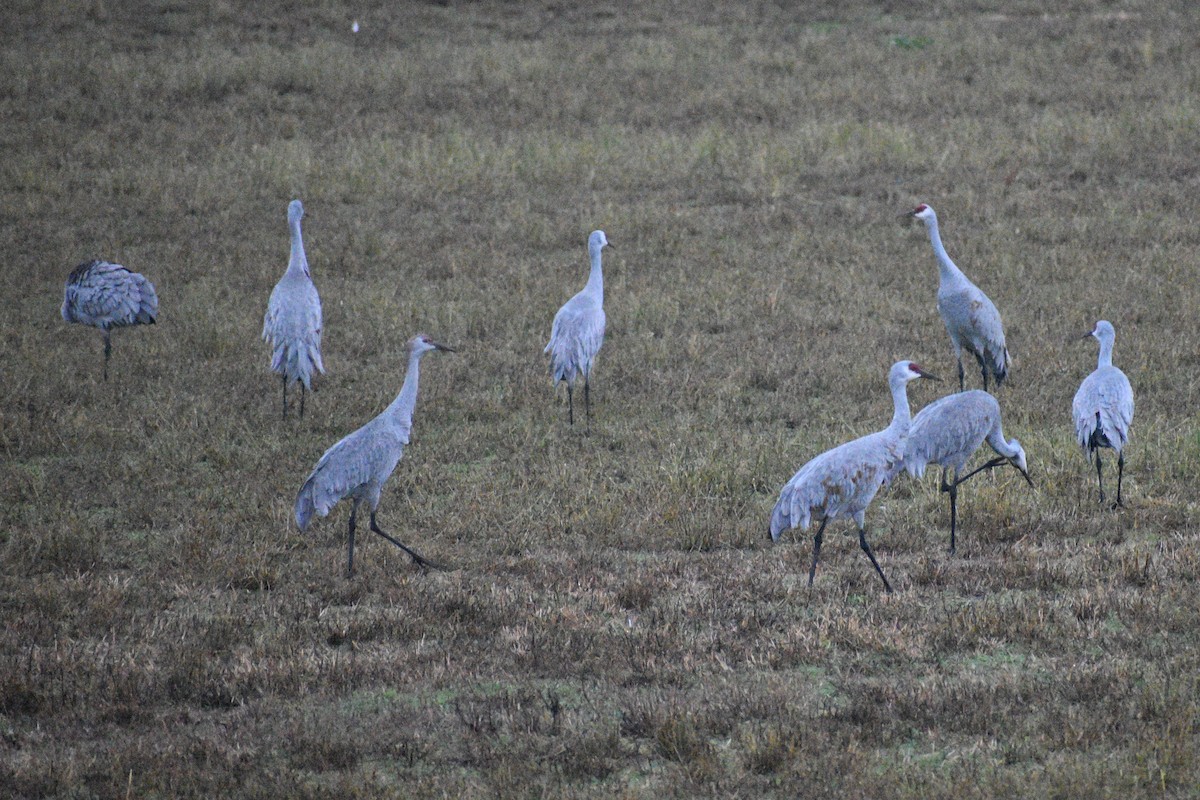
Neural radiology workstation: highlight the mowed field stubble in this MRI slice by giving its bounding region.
[3,1,1200,796]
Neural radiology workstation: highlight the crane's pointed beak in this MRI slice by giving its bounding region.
[915,367,941,381]
[433,341,457,353]
[1016,464,1034,488]
[605,241,615,250]
[898,209,917,219]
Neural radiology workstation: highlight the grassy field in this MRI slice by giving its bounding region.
[3,0,1200,796]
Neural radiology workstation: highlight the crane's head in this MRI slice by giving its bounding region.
[409,333,457,356]
[1007,440,1034,487]
[288,199,304,225]
[588,230,612,253]
[894,361,940,383]
[1084,320,1115,344]
[902,203,936,224]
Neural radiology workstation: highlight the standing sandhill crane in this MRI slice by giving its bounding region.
[1072,320,1134,507]
[61,259,159,381]
[545,230,611,428]
[263,199,324,419]
[769,361,939,593]
[295,334,455,576]
[895,390,1033,554]
[906,204,1010,392]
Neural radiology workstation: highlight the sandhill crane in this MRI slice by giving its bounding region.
[906,204,1010,392]
[895,390,1033,553]
[295,334,455,576]
[263,199,324,419]
[1072,320,1134,507]
[769,361,939,593]
[545,230,611,428]
[61,259,159,381]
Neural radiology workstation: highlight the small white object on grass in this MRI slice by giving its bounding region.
[352,20,359,33]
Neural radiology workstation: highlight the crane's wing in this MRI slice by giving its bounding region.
[904,392,995,477]
[1083,367,1134,454]
[770,434,898,540]
[939,284,1008,380]
[264,277,325,381]
[545,296,605,381]
[295,424,407,530]
[63,261,158,327]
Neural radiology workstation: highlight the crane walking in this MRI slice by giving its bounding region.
[263,199,324,419]
[1072,320,1134,507]
[545,230,611,428]
[769,361,939,593]
[61,259,159,380]
[895,390,1033,553]
[906,204,1010,391]
[295,334,455,576]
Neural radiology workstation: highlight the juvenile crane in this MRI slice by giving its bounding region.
[895,390,1033,554]
[61,259,158,380]
[295,334,455,576]
[263,199,324,419]
[906,204,1010,391]
[545,230,611,428]
[1072,320,1134,507]
[769,361,939,593]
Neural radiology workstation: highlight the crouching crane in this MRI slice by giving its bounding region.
[895,390,1033,553]
[61,259,159,380]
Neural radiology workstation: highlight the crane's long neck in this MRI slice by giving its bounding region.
[385,350,422,423]
[1096,335,1114,369]
[925,217,964,284]
[985,424,1021,460]
[887,376,914,437]
[288,217,309,277]
[583,243,604,300]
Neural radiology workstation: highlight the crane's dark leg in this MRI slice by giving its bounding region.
[955,456,1010,486]
[981,360,989,392]
[1114,452,1125,508]
[566,383,574,426]
[347,501,360,577]
[299,383,306,420]
[281,375,288,420]
[858,527,894,593]
[370,511,448,571]
[957,357,965,392]
[807,517,829,587]
[1094,451,1105,504]
[583,376,593,435]
[940,468,959,554]
[103,331,112,381]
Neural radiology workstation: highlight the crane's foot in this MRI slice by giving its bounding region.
[370,513,449,572]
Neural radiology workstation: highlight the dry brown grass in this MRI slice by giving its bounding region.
[3,0,1200,797]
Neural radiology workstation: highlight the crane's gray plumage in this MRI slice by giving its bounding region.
[895,389,1033,553]
[295,334,454,576]
[545,230,610,427]
[1072,320,1134,507]
[263,199,324,419]
[907,204,1010,392]
[61,259,159,381]
[769,361,938,592]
